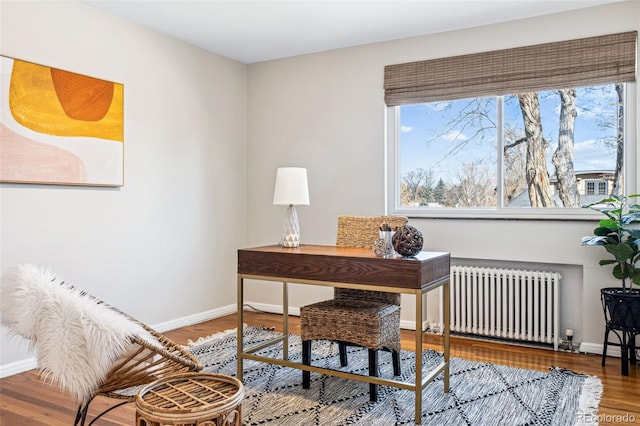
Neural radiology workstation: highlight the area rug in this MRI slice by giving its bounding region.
[187,326,602,426]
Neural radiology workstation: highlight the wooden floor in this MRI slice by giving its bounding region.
[1,311,638,425]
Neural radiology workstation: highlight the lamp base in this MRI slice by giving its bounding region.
[280,205,300,247]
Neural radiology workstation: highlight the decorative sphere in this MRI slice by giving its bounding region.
[392,225,424,257]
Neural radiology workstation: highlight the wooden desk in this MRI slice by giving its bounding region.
[237,244,450,424]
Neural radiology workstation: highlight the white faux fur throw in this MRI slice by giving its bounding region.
[0,264,156,402]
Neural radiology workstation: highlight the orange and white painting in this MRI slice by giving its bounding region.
[0,56,123,186]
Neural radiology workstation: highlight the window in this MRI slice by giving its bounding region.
[384,32,637,218]
[585,180,609,196]
[389,84,633,216]
[599,181,608,195]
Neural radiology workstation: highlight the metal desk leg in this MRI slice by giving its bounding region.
[282,281,289,360]
[415,288,423,424]
[443,279,450,392]
[237,275,244,381]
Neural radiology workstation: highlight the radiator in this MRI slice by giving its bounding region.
[447,266,561,351]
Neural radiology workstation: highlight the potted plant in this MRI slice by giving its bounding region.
[582,194,640,292]
[582,194,640,375]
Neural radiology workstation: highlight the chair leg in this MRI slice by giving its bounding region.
[368,349,378,402]
[629,332,637,365]
[602,327,610,366]
[338,342,348,367]
[74,404,86,426]
[392,349,401,376]
[302,340,311,389]
[74,399,91,426]
[621,332,629,376]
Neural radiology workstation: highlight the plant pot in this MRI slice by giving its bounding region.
[600,287,640,330]
[600,287,640,375]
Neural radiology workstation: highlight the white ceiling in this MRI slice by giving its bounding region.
[83,0,624,64]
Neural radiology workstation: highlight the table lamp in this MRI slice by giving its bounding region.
[273,167,309,247]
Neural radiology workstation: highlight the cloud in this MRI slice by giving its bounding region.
[576,103,611,120]
[573,139,616,171]
[442,130,468,141]
[400,125,413,133]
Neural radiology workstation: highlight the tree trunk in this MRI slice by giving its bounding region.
[518,93,554,207]
[611,84,624,196]
[552,89,581,207]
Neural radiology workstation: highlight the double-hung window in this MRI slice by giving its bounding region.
[384,32,637,219]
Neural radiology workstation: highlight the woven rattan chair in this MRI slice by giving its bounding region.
[0,264,202,426]
[300,215,408,401]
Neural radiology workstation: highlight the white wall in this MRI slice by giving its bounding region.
[245,1,640,352]
[0,1,246,374]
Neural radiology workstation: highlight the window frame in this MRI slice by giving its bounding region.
[385,83,637,220]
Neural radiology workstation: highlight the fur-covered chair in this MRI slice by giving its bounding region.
[0,264,202,426]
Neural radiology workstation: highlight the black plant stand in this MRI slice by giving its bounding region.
[601,288,640,376]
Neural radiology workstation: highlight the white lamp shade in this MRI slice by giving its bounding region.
[273,167,310,206]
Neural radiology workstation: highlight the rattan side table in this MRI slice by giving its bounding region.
[135,372,243,426]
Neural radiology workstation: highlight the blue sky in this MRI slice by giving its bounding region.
[399,84,619,185]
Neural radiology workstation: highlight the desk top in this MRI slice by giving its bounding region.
[238,244,450,290]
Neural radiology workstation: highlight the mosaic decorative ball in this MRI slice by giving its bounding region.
[372,238,393,257]
[392,225,423,257]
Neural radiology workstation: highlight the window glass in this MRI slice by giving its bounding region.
[399,98,497,208]
[390,83,632,217]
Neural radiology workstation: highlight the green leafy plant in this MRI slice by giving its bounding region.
[582,194,640,292]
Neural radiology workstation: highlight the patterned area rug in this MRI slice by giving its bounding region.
[187,326,602,426]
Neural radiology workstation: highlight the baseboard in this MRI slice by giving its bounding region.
[402,319,426,331]
[0,304,238,378]
[0,357,37,379]
[242,301,300,317]
[152,304,237,333]
[580,341,621,357]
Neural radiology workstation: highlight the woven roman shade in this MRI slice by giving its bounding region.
[384,31,637,106]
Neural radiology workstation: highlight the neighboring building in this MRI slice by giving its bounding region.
[574,170,615,194]
[508,170,617,207]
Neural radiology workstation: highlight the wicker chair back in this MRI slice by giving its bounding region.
[336,215,408,248]
[334,215,407,304]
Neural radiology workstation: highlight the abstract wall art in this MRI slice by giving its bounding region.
[0,56,124,186]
